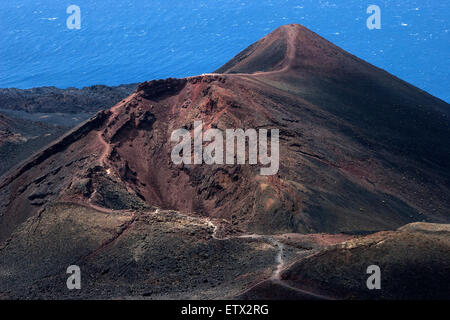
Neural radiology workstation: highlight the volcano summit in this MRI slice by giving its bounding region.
[0,24,449,300]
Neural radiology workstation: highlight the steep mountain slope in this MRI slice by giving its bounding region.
[0,24,449,299]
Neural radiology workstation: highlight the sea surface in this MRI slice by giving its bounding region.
[0,0,448,102]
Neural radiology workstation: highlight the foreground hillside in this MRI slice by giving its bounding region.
[1,201,447,299]
[240,223,450,300]
[281,223,450,299]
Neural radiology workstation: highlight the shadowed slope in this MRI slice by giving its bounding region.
[278,223,450,300]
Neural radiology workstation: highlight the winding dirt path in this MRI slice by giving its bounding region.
[97,131,111,166]
[203,216,333,299]
[189,25,298,81]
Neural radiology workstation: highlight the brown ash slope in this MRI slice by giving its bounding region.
[0,24,449,299]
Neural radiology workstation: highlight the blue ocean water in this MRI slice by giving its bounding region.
[0,0,449,102]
